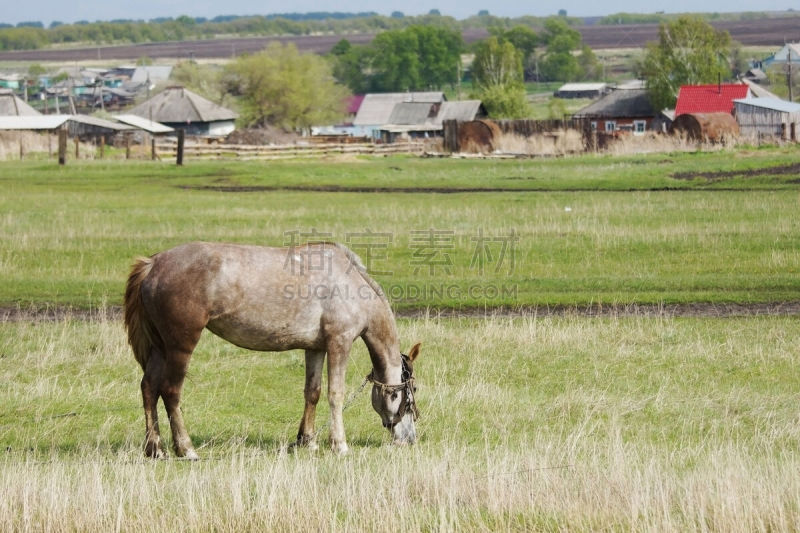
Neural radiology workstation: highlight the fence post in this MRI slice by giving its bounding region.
[58,128,67,165]
[99,136,105,159]
[177,130,185,166]
[125,134,131,159]
[75,137,79,159]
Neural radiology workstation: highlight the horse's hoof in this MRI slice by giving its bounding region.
[181,449,200,461]
[145,443,167,459]
[331,442,349,455]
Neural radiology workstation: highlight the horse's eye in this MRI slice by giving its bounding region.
[391,392,398,401]
[413,386,418,393]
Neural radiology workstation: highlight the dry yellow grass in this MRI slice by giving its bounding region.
[2,315,799,531]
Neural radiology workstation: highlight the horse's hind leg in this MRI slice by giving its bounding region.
[296,349,325,450]
[160,347,199,460]
[141,350,167,458]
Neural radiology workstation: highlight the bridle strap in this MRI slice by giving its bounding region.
[366,354,419,420]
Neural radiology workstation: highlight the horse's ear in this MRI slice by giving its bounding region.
[407,342,421,363]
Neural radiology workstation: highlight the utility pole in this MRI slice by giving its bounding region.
[788,49,794,102]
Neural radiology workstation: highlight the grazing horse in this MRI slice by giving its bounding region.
[123,241,420,459]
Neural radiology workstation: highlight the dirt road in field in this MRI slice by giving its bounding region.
[0,16,797,62]
[2,302,799,323]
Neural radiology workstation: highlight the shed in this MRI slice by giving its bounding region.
[0,89,41,116]
[555,83,608,99]
[669,112,739,142]
[733,98,800,140]
[128,86,238,136]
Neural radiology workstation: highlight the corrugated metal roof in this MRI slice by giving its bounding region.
[733,97,800,113]
[353,92,444,126]
[128,87,238,123]
[114,114,174,133]
[675,84,750,116]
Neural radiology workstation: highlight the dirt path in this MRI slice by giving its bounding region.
[2,302,799,323]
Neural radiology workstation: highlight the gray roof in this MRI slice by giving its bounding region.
[0,114,132,131]
[388,102,437,125]
[573,88,656,119]
[128,87,237,123]
[353,92,445,126]
[739,77,781,99]
[114,114,174,134]
[733,97,800,113]
[0,89,41,116]
[131,66,173,83]
[435,100,485,124]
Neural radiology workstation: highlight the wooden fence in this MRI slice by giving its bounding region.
[155,140,427,161]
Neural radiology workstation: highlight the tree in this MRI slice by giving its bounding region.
[367,25,462,91]
[640,15,732,110]
[488,25,538,80]
[538,17,584,82]
[471,36,529,118]
[225,42,350,130]
[329,38,370,93]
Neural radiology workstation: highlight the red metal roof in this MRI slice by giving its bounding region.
[674,84,750,116]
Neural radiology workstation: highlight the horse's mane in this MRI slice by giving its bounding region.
[309,241,389,305]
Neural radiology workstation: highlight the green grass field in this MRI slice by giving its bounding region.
[2,148,800,530]
[1,148,799,310]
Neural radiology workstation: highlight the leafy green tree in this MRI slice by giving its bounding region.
[368,25,462,91]
[489,25,538,80]
[471,36,529,118]
[329,39,370,93]
[640,15,732,110]
[224,42,350,130]
[538,18,582,81]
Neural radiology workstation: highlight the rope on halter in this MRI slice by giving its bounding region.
[365,354,419,420]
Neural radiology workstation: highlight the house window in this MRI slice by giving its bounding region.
[590,121,597,131]
[605,121,616,132]
[633,120,646,135]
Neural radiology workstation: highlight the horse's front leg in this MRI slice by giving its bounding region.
[326,338,352,455]
[296,349,325,450]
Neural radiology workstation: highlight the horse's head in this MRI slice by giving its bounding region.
[370,343,420,445]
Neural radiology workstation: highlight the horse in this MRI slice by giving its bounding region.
[123,241,420,459]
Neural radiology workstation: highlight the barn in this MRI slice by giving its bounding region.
[733,98,800,140]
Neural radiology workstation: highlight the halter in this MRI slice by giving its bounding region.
[366,353,420,421]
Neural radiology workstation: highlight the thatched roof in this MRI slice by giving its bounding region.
[0,89,41,116]
[573,88,655,119]
[128,86,237,124]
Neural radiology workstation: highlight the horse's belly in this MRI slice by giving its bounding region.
[206,316,323,352]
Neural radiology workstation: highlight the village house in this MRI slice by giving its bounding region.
[572,87,661,134]
[128,86,238,136]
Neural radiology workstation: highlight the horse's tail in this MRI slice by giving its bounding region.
[124,256,159,371]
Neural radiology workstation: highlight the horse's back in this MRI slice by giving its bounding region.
[142,241,376,352]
